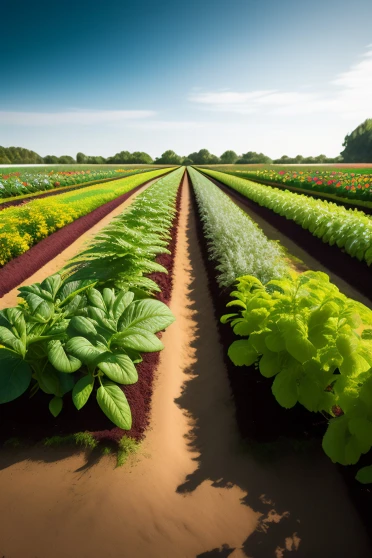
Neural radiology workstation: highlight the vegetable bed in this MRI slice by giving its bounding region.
[188,168,372,534]
[0,169,184,448]
[200,169,372,303]
[0,168,171,267]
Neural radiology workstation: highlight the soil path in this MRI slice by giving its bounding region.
[0,180,152,309]
[0,179,370,558]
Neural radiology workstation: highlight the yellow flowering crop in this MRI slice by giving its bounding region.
[0,167,170,267]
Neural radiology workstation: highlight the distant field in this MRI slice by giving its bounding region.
[0,163,171,173]
[201,163,372,174]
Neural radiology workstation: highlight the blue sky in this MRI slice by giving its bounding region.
[1,0,372,158]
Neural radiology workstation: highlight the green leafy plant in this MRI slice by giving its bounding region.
[0,275,175,429]
[222,270,372,468]
[201,168,372,266]
[0,167,182,440]
[188,167,288,286]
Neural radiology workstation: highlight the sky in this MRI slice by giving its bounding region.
[1,0,372,159]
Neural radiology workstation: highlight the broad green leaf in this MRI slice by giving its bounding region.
[96,381,132,429]
[49,396,63,417]
[68,316,97,336]
[41,274,62,299]
[47,340,82,373]
[112,291,134,320]
[0,349,32,403]
[65,337,105,364]
[87,288,106,311]
[259,351,280,378]
[0,326,25,355]
[271,366,300,408]
[228,340,258,366]
[96,353,138,384]
[356,466,372,484]
[72,374,94,410]
[348,417,372,448]
[114,328,164,352]
[23,293,54,322]
[37,365,61,395]
[120,299,175,333]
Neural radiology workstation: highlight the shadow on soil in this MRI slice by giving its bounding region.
[175,193,371,558]
[0,444,107,474]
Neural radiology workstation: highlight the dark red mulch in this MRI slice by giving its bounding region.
[0,172,185,446]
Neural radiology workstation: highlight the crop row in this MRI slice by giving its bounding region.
[0,167,171,267]
[0,167,184,432]
[189,168,372,484]
[201,168,372,266]
[228,168,372,202]
[0,168,150,199]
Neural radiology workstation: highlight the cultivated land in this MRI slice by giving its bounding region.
[1,164,372,557]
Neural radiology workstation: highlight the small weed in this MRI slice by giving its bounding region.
[43,432,98,449]
[116,436,140,467]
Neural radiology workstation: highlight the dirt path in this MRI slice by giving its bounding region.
[0,180,370,558]
[0,180,152,309]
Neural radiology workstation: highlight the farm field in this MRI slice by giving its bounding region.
[205,164,372,209]
[1,166,372,557]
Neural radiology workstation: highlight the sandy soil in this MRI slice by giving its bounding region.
[0,180,371,558]
[0,180,152,309]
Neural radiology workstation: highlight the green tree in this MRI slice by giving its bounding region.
[44,155,59,164]
[130,151,153,164]
[237,151,272,164]
[341,119,372,163]
[187,149,220,165]
[58,155,76,164]
[76,152,88,164]
[0,146,43,164]
[155,150,183,165]
[182,157,194,166]
[220,150,239,164]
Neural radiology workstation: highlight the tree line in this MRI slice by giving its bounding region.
[1,119,371,165]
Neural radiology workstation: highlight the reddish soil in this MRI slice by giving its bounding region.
[0,173,184,446]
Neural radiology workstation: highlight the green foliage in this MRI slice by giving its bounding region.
[202,169,372,266]
[107,151,153,164]
[236,151,272,164]
[65,167,184,289]
[117,436,140,467]
[187,149,220,165]
[188,167,289,286]
[43,432,98,449]
[222,271,372,466]
[155,150,183,165]
[0,146,44,164]
[341,119,372,163]
[220,150,239,164]
[0,168,182,429]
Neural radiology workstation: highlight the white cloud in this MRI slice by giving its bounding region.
[128,120,205,130]
[0,110,156,126]
[189,46,372,120]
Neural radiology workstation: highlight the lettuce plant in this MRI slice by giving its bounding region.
[222,270,372,467]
